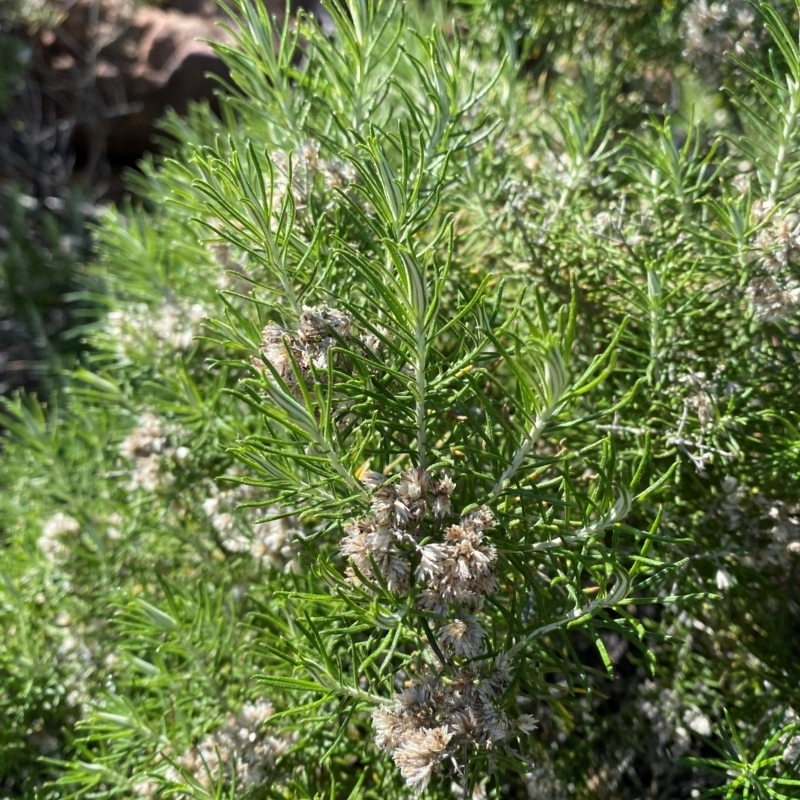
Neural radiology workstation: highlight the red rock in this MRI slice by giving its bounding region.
[34,0,240,156]
[12,0,321,172]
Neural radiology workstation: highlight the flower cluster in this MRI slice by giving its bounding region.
[118,412,189,493]
[341,467,455,594]
[156,700,291,798]
[202,475,299,571]
[38,512,80,562]
[342,468,499,659]
[745,205,800,322]
[416,508,498,620]
[269,140,358,213]
[253,305,355,394]
[345,468,522,791]
[372,658,536,792]
[105,301,207,360]
[745,275,800,322]
[753,205,800,268]
[683,0,762,81]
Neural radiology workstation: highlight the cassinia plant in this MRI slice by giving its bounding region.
[1,0,800,798]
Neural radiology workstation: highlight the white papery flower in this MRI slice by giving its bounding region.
[715,568,734,591]
[38,512,80,561]
[438,617,487,659]
[392,726,453,793]
[784,735,800,764]
[202,474,299,570]
[164,698,291,795]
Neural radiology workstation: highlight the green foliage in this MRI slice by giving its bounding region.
[1,1,800,799]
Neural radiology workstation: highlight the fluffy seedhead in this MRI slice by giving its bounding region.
[252,305,359,395]
[372,657,536,792]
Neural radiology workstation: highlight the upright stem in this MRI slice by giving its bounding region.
[415,318,427,469]
[490,410,553,500]
[769,78,800,203]
[461,742,471,799]
[264,234,300,316]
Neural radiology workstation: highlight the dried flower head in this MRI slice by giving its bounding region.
[683,0,764,81]
[438,617,487,659]
[253,305,357,395]
[118,413,185,493]
[202,473,299,571]
[38,512,80,561]
[164,699,292,796]
[417,509,498,615]
[393,726,453,792]
[373,653,527,792]
[745,275,800,322]
[340,467,462,596]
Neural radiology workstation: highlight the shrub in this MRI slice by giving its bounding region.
[1,1,799,798]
